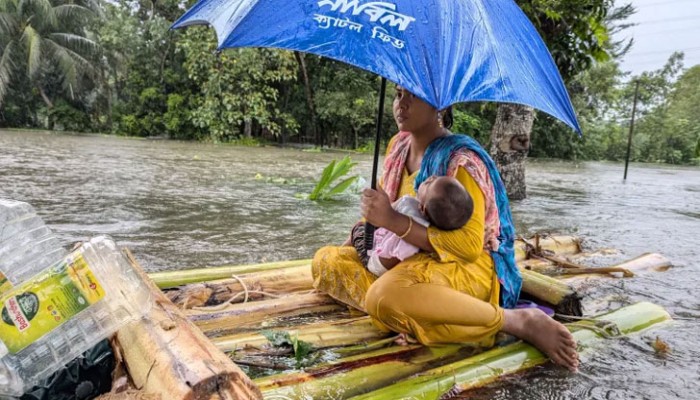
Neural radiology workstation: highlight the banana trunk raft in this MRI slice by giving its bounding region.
[96,236,673,400]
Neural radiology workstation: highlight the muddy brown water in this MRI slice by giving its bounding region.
[1,130,698,399]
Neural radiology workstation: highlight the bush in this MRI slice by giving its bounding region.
[50,101,92,132]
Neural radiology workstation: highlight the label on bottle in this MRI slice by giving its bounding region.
[0,254,105,353]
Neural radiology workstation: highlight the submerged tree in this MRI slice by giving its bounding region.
[492,0,633,200]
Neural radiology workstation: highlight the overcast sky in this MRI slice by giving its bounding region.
[615,0,700,75]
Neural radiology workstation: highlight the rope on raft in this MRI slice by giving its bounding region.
[191,274,282,311]
[555,314,622,338]
[518,234,634,278]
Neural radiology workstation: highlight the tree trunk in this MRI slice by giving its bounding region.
[244,117,252,138]
[489,104,535,200]
[294,51,319,146]
[100,65,113,131]
[115,249,263,399]
[37,85,55,130]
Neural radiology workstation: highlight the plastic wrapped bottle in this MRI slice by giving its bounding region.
[0,200,152,397]
[0,199,66,286]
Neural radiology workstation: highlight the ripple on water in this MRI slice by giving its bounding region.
[672,209,700,220]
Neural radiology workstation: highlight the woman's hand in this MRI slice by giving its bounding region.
[361,186,398,229]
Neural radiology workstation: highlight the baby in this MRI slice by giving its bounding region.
[352,176,473,277]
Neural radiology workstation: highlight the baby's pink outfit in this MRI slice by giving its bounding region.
[368,196,430,277]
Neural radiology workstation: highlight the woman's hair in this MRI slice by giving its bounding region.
[424,178,473,230]
[441,106,453,129]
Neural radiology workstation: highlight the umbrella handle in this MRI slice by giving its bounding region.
[364,222,375,253]
[365,77,387,251]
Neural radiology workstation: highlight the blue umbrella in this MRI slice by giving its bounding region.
[172,0,580,131]
[172,0,581,246]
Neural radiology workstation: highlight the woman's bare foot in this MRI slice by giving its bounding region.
[502,308,579,371]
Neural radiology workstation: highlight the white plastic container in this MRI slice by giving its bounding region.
[0,201,152,397]
[0,199,66,286]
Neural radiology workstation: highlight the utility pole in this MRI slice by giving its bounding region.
[624,80,640,181]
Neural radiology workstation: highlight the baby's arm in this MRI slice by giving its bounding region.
[378,256,401,270]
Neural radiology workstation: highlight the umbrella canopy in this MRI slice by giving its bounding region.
[173,0,581,132]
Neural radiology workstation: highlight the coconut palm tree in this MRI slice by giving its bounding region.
[0,0,101,121]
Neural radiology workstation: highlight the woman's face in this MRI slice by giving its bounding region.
[393,86,439,133]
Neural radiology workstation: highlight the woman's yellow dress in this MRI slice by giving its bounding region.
[312,166,505,346]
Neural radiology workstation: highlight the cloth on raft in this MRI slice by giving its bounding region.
[415,133,521,309]
[350,222,370,266]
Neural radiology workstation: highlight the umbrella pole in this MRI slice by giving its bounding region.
[365,77,388,251]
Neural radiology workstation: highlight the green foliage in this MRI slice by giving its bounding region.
[0,0,101,128]
[313,63,385,148]
[230,137,265,147]
[532,53,700,165]
[308,156,359,201]
[353,140,375,154]
[517,0,617,81]
[261,330,314,365]
[451,106,493,146]
[178,28,298,142]
[49,100,92,131]
[1,0,698,167]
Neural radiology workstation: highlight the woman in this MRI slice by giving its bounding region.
[312,86,578,371]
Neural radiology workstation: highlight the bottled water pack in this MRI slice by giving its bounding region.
[0,199,151,397]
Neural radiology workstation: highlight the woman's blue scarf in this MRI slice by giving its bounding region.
[415,134,521,309]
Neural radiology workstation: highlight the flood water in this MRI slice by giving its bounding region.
[1,129,698,399]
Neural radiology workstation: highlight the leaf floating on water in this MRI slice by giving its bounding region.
[261,330,292,347]
[651,336,670,355]
[292,333,313,362]
[261,330,314,363]
[308,156,359,200]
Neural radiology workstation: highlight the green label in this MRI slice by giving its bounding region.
[0,254,105,353]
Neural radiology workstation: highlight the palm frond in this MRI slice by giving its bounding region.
[26,0,56,29]
[17,0,28,19]
[21,24,42,79]
[77,0,103,18]
[53,4,97,23]
[0,39,17,106]
[48,32,100,58]
[50,38,96,75]
[0,0,17,13]
[44,38,78,91]
[0,13,18,36]
[44,37,100,92]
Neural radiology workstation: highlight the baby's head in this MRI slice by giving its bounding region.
[417,176,473,230]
